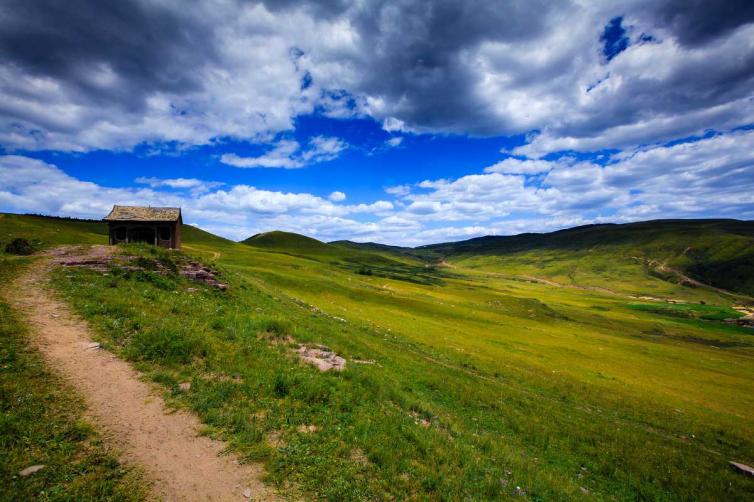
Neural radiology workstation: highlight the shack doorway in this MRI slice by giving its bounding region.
[128,227,155,244]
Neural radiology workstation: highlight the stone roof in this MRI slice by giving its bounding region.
[104,205,181,222]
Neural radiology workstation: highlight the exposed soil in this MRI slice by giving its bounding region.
[293,344,346,372]
[49,245,228,290]
[6,247,277,501]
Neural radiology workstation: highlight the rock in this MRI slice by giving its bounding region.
[294,346,346,372]
[179,382,191,391]
[730,461,754,477]
[243,488,252,498]
[19,464,45,477]
[85,342,100,350]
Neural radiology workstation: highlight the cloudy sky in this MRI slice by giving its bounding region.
[1,0,753,245]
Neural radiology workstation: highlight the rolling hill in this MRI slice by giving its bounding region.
[339,219,754,297]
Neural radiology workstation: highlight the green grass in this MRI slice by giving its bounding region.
[0,257,146,501]
[628,302,743,321]
[4,213,754,500]
[0,213,107,251]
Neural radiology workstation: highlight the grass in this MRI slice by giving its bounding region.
[0,257,146,501]
[3,213,754,500]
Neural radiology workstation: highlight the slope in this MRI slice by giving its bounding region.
[419,219,754,297]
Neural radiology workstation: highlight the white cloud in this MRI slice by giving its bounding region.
[134,176,224,194]
[2,128,753,246]
[328,191,346,202]
[220,136,347,169]
[483,158,556,175]
[385,184,411,197]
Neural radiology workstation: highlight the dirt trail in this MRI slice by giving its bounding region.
[5,247,277,501]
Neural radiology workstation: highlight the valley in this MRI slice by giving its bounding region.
[1,213,753,500]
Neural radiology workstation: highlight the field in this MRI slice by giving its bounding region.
[1,213,754,500]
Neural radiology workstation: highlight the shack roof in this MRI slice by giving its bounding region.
[104,205,181,222]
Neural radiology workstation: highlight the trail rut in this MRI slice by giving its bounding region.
[5,248,277,501]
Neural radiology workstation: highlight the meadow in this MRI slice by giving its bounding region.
[1,213,754,500]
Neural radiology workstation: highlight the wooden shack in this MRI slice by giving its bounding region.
[104,205,182,249]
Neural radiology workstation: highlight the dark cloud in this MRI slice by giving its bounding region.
[342,0,564,134]
[648,0,754,46]
[0,0,216,112]
[0,0,752,152]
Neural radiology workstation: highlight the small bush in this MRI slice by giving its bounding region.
[274,373,289,397]
[357,265,373,276]
[5,238,33,255]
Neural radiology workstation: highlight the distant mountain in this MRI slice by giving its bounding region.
[417,219,754,297]
[329,240,415,256]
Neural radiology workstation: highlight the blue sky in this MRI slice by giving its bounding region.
[1,1,753,245]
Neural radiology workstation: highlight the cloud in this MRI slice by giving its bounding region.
[328,191,346,201]
[2,126,753,246]
[386,137,403,147]
[385,184,411,197]
[483,158,555,175]
[220,136,347,169]
[135,177,224,194]
[0,0,752,157]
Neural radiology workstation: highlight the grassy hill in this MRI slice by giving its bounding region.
[2,212,754,500]
[418,219,754,296]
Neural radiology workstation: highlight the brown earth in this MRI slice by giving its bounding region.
[5,247,278,501]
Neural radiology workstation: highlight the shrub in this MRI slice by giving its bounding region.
[357,265,373,276]
[5,238,33,255]
[274,373,289,397]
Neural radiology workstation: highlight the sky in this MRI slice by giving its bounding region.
[1,0,753,246]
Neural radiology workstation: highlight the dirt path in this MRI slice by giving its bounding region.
[5,248,278,501]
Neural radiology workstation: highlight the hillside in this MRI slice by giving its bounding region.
[434,219,754,296]
[0,212,232,250]
[2,212,754,500]
[339,219,754,297]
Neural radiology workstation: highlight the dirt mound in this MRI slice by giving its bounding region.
[48,245,228,290]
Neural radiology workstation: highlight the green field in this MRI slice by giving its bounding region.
[2,213,754,500]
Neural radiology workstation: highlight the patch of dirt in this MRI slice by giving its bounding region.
[350,448,370,466]
[296,424,319,434]
[6,249,277,501]
[266,431,285,449]
[49,245,229,290]
[629,295,687,304]
[48,244,119,271]
[409,411,432,428]
[179,260,228,291]
[726,306,754,328]
[293,344,346,372]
